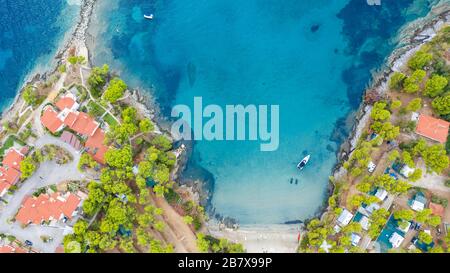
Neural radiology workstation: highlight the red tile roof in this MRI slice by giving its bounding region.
[2,148,24,171]
[416,114,450,143]
[429,202,445,217]
[60,131,82,151]
[0,245,27,253]
[85,129,108,164]
[55,96,76,111]
[41,107,64,133]
[69,112,99,136]
[15,192,81,225]
[63,112,78,127]
[0,181,11,195]
[0,166,21,185]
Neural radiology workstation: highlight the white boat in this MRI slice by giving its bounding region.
[144,14,154,20]
[297,155,310,170]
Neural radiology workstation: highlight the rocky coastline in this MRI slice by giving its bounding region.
[319,6,450,224]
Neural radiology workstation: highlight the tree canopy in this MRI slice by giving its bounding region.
[104,77,127,103]
[407,51,432,70]
[424,74,448,98]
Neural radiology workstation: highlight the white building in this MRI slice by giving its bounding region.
[400,165,415,178]
[351,233,361,246]
[389,232,404,248]
[337,209,354,227]
[374,188,388,201]
[359,215,370,231]
[367,161,376,173]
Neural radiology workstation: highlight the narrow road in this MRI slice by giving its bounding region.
[0,135,87,252]
[152,193,199,253]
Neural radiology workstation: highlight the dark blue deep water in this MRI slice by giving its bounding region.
[91,0,443,224]
[0,0,80,111]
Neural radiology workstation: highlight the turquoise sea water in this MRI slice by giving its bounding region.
[88,0,438,224]
[0,0,80,112]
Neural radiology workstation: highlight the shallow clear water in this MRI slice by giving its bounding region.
[89,0,437,224]
[0,0,80,111]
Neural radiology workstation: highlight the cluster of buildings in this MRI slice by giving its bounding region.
[40,92,108,164]
[0,244,28,253]
[0,147,28,197]
[15,191,84,226]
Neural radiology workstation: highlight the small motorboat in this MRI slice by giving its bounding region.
[297,155,310,170]
[144,14,154,20]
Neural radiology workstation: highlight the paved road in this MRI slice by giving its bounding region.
[0,135,87,253]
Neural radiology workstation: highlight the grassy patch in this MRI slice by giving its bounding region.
[103,113,118,127]
[87,100,106,117]
[0,136,15,156]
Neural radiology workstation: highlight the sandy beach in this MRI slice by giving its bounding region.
[207,223,301,253]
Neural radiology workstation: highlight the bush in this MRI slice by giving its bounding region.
[404,70,426,93]
[408,51,433,70]
[389,72,406,90]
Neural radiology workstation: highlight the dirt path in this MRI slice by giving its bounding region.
[151,193,198,253]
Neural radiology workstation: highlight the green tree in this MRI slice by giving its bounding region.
[121,107,137,124]
[415,209,431,223]
[196,233,210,253]
[371,102,391,121]
[139,119,154,133]
[104,77,127,103]
[368,208,390,239]
[402,151,415,168]
[408,169,422,182]
[393,209,415,221]
[73,220,89,236]
[418,231,433,245]
[432,94,450,115]
[88,64,109,97]
[408,51,432,70]
[390,100,402,110]
[389,72,406,90]
[371,122,400,141]
[421,144,449,174]
[183,215,194,225]
[403,70,426,93]
[373,174,410,194]
[105,145,133,169]
[427,215,441,227]
[406,98,422,112]
[151,135,172,151]
[424,75,448,98]
[388,150,400,161]
[23,85,38,106]
[20,156,37,179]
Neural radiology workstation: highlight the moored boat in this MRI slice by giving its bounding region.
[144,14,154,20]
[297,155,310,170]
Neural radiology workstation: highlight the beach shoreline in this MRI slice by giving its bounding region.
[0,0,95,123]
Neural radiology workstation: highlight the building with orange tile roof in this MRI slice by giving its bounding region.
[0,148,25,196]
[2,148,24,171]
[0,165,21,185]
[69,112,99,136]
[415,114,450,143]
[85,129,108,164]
[0,244,27,253]
[55,93,79,112]
[41,107,64,134]
[15,192,82,226]
[429,202,445,217]
[0,181,11,197]
[40,93,110,164]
